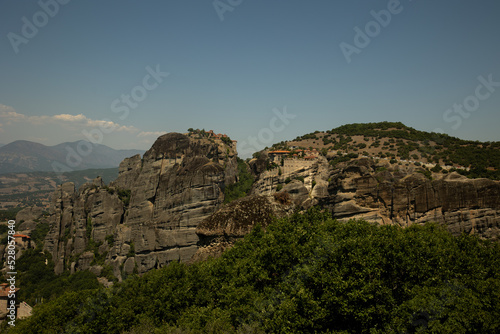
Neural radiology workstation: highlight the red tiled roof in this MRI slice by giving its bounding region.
[0,284,19,297]
[13,234,30,239]
[269,150,290,154]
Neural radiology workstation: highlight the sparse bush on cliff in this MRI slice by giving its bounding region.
[30,222,50,250]
[224,158,254,203]
[417,169,432,180]
[221,135,232,146]
[117,189,131,207]
[431,163,443,173]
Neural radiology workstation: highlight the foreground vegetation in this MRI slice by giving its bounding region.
[5,209,500,333]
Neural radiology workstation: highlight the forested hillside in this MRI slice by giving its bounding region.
[6,209,500,333]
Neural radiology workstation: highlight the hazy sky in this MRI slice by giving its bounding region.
[1,1,499,157]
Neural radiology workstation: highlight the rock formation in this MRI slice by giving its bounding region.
[12,132,500,281]
[192,194,294,262]
[41,133,238,279]
[251,157,500,240]
[325,159,500,240]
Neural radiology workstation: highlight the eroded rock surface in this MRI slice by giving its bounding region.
[192,195,294,262]
[42,133,238,279]
[251,157,500,240]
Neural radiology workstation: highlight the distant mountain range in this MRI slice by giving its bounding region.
[0,140,144,174]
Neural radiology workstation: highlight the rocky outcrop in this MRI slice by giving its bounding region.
[42,133,238,279]
[323,159,500,240]
[251,157,500,240]
[251,156,330,201]
[43,177,124,274]
[196,195,292,238]
[16,206,44,233]
[191,195,294,262]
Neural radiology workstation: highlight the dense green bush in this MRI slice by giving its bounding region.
[117,189,131,207]
[30,222,50,250]
[0,208,23,222]
[10,249,99,306]
[224,158,255,203]
[9,209,500,333]
[329,153,359,167]
[431,163,443,173]
[417,169,432,180]
[0,224,8,234]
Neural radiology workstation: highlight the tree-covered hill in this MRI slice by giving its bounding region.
[6,208,500,333]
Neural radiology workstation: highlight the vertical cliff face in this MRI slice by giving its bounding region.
[43,133,238,278]
[250,157,500,240]
[323,159,500,238]
[43,178,125,274]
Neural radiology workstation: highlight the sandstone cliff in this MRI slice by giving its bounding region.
[41,133,238,279]
[324,159,500,240]
[250,157,500,240]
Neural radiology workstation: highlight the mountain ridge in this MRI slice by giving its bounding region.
[0,140,144,174]
[3,123,500,332]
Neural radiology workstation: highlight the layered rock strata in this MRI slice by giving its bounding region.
[42,133,238,278]
[251,157,500,240]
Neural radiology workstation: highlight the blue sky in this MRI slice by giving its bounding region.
[0,0,499,157]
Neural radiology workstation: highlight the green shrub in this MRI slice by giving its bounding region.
[431,163,443,173]
[294,176,304,183]
[127,242,135,258]
[0,224,8,234]
[105,234,115,246]
[117,189,131,207]
[417,169,432,180]
[224,158,255,203]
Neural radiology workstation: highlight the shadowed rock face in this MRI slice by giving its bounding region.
[42,133,238,278]
[196,195,292,238]
[43,178,124,275]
